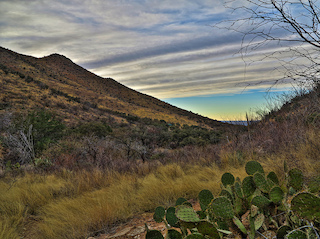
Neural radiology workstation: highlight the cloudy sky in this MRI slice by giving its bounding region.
[0,0,296,120]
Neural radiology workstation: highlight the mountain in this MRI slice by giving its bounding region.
[0,46,227,128]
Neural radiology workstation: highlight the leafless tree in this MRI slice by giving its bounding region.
[5,125,35,165]
[221,0,320,86]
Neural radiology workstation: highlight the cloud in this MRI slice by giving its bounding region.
[0,0,296,102]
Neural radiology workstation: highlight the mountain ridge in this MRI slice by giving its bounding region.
[0,46,228,128]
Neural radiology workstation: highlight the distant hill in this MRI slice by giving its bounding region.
[0,46,228,128]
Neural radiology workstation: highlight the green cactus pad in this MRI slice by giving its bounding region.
[175,205,200,222]
[288,168,304,191]
[235,181,245,198]
[153,206,165,223]
[219,189,233,202]
[185,233,205,239]
[196,221,220,239]
[267,171,279,185]
[251,205,259,217]
[146,230,164,239]
[221,172,235,187]
[254,213,264,231]
[253,172,270,193]
[208,196,234,219]
[233,216,247,234]
[167,229,182,239]
[166,207,179,227]
[242,176,256,198]
[276,225,291,239]
[291,192,320,221]
[245,161,264,175]
[176,197,187,206]
[234,197,245,215]
[251,195,271,209]
[269,186,284,204]
[286,230,307,239]
[198,189,214,211]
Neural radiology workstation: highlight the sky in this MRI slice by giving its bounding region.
[0,0,298,120]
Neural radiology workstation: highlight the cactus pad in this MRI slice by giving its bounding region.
[251,195,271,209]
[167,229,182,239]
[185,233,205,239]
[219,189,233,202]
[286,230,307,238]
[269,186,284,204]
[221,172,235,187]
[276,225,291,239]
[288,168,304,191]
[291,192,320,221]
[175,205,200,222]
[153,206,165,223]
[254,213,264,231]
[267,171,279,185]
[242,176,256,198]
[253,172,270,193]
[196,221,220,239]
[166,207,179,227]
[245,161,264,175]
[176,197,187,206]
[146,230,164,239]
[208,196,234,219]
[235,181,245,198]
[198,189,214,211]
[233,216,247,234]
[251,205,259,217]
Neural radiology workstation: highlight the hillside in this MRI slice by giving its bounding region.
[0,46,227,128]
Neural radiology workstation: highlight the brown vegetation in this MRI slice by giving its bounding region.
[0,47,319,238]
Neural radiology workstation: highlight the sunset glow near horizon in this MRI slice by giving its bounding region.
[0,0,296,120]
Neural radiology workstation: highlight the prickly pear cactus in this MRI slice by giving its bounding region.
[253,172,270,193]
[267,171,279,185]
[254,213,264,231]
[208,196,234,219]
[167,229,182,239]
[196,221,220,239]
[277,225,292,238]
[146,229,164,239]
[286,230,307,239]
[219,189,233,202]
[175,197,187,206]
[288,168,304,191]
[245,161,264,175]
[153,206,165,223]
[269,186,284,204]
[166,207,179,227]
[175,205,200,222]
[235,181,245,199]
[242,176,256,198]
[291,192,320,221]
[221,172,235,187]
[198,189,213,211]
[251,195,271,209]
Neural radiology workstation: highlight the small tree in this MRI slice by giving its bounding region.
[220,0,320,87]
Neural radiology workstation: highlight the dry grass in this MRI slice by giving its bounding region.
[1,125,320,238]
[0,162,247,239]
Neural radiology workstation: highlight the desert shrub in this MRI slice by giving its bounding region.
[24,110,65,156]
[71,121,112,138]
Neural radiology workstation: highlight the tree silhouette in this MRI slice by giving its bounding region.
[220,0,320,86]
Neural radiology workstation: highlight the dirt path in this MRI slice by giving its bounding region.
[88,200,200,239]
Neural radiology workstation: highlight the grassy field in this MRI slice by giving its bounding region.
[1,133,319,239]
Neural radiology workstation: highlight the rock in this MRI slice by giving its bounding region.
[106,227,133,238]
[127,226,145,236]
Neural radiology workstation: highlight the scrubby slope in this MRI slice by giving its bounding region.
[0,46,226,128]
